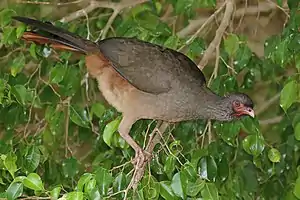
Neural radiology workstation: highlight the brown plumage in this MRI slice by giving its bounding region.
[13,16,255,166]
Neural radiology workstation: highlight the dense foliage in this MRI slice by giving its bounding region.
[0,0,299,199]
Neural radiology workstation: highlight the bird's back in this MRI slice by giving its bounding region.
[97,37,207,95]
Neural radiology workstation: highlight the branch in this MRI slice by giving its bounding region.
[125,121,169,191]
[60,0,149,23]
[259,116,283,125]
[256,93,281,115]
[16,0,84,6]
[177,2,226,51]
[198,0,234,70]
[177,1,279,38]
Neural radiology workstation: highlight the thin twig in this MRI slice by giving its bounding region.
[259,116,283,125]
[60,0,149,23]
[198,0,234,70]
[126,121,169,191]
[17,0,84,6]
[64,97,71,158]
[177,1,278,38]
[256,93,281,115]
[101,8,120,39]
[177,2,226,44]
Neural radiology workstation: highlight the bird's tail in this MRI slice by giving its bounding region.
[12,16,99,54]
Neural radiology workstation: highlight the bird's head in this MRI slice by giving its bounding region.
[223,92,255,120]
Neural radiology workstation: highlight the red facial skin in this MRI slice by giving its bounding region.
[232,101,255,118]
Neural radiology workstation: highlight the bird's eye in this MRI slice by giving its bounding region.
[233,101,240,107]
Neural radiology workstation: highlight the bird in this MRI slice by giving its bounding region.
[12,16,255,167]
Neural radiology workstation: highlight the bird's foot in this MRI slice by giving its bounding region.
[131,149,152,168]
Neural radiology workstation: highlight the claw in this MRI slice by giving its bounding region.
[131,149,152,168]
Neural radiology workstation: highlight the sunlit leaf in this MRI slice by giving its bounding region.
[293,177,300,198]
[186,178,205,197]
[171,172,188,199]
[10,53,25,77]
[77,173,93,192]
[69,105,90,128]
[23,146,40,172]
[103,117,121,147]
[224,34,239,57]
[280,80,298,112]
[6,182,23,200]
[95,167,113,196]
[50,63,68,84]
[65,191,84,200]
[198,156,218,181]
[242,134,265,157]
[3,152,17,178]
[201,183,219,200]
[50,186,61,199]
[268,148,281,163]
[0,9,15,27]
[159,181,177,200]
[23,173,44,191]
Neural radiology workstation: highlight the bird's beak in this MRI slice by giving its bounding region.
[242,107,255,118]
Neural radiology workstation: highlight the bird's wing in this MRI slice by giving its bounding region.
[98,37,207,94]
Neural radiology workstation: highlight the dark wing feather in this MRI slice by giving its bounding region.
[98,37,206,94]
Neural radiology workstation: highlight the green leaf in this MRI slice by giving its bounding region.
[134,11,171,36]
[1,27,17,45]
[77,173,93,192]
[215,121,240,146]
[201,183,219,200]
[164,35,179,50]
[95,167,113,196]
[49,63,68,84]
[293,177,300,198]
[294,123,300,141]
[10,53,25,77]
[186,178,205,197]
[13,176,26,183]
[23,146,40,172]
[50,186,61,199]
[164,155,176,178]
[198,156,218,181]
[29,43,38,59]
[113,173,127,194]
[103,117,121,147]
[23,173,44,191]
[182,163,197,181]
[242,134,265,157]
[11,85,27,105]
[224,34,239,57]
[91,103,106,119]
[88,188,101,200]
[6,182,23,200]
[65,191,84,200]
[62,157,78,178]
[268,148,281,163]
[3,152,17,178]
[280,80,298,112]
[171,172,188,199]
[16,24,26,39]
[159,181,177,200]
[84,178,97,194]
[234,44,253,72]
[186,38,206,60]
[0,9,15,27]
[218,157,229,182]
[69,105,90,128]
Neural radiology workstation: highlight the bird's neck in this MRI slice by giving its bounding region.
[196,88,232,121]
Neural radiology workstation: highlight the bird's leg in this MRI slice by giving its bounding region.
[118,116,152,168]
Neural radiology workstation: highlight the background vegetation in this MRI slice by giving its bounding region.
[0,0,299,199]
